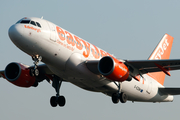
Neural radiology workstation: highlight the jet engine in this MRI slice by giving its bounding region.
[98,56,131,82]
[4,62,36,87]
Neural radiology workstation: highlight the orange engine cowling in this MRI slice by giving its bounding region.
[98,56,131,82]
[4,62,36,87]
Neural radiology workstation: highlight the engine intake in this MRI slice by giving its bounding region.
[98,56,131,82]
[5,62,21,81]
[5,62,36,87]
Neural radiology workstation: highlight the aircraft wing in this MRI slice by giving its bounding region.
[125,59,180,76]
[159,88,180,95]
[86,59,180,76]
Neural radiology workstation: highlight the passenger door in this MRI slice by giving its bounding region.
[47,21,56,42]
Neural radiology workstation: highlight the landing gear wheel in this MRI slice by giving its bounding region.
[50,96,57,107]
[112,93,120,104]
[34,69,39,77]
[120,92,128,103]
[58,96,66,107]
[31,55,42,76]
[30,69,39,77]
[51,76,66,107]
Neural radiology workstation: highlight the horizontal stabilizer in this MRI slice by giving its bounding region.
[159,88,180,95]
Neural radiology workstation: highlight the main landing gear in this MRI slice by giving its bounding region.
[50,75,66,107]
[111,82,128,104]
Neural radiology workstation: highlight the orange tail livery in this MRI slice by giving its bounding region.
[148,34,174,85]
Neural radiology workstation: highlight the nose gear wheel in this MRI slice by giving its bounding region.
[30,55,42,77]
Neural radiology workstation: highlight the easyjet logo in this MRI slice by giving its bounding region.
[56,26,113,59]
[154,38,169,59]
[24,25,41,33]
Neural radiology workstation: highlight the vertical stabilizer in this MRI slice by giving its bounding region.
[148,34,174,85]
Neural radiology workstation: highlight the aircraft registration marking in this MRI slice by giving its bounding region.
[134,85,143,93]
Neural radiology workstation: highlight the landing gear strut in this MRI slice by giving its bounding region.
[111,82,128,104]
[30,55,42,77]
[30,55,42,87]
[50,75,66,107]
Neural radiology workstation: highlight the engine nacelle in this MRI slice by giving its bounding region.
[4,62,36,87]
[98,56,131,82]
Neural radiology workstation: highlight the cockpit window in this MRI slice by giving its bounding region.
[30,21,37,26]
[36,22,41,28]
[20,20,31,24]
[16,19,42,28]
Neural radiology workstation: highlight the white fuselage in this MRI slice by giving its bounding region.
[8,17,173,102]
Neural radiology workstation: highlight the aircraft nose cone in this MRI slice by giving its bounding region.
[8,24,23,43]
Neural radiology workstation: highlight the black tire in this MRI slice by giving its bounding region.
[120,92,128,103]
[34,69,39,77]
[112,93,120,104]
[50,96,57,107]
[58,96,66,107]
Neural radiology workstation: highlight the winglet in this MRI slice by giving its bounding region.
[148,34,174,85]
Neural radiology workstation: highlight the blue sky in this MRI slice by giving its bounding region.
[1,0,180,119]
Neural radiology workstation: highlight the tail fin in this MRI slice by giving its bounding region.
[148,34,174,85]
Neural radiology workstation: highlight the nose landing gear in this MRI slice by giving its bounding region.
[30,55,42,77]
[30,55,43,87]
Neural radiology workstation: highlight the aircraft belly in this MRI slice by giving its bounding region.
[47,53,115,92]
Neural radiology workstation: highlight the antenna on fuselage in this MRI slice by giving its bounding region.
[41,16,43,19]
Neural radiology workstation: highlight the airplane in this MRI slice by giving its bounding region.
[1,17,180,107]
